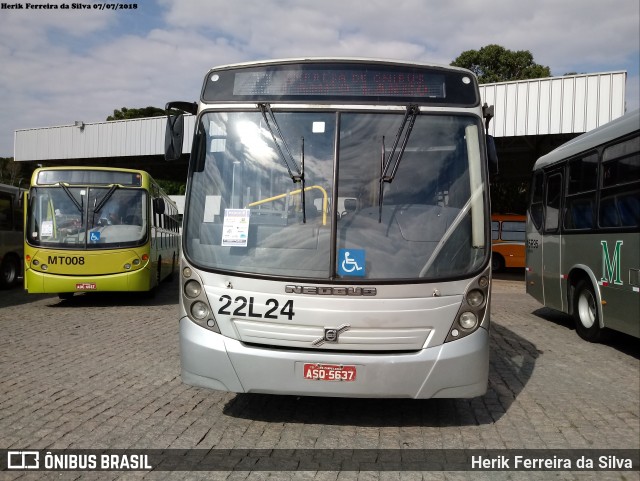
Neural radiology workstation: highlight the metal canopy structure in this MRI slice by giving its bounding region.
[13,71,628,183]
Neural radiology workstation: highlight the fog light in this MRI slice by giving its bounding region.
[184,280,202,298]
[478,276,489,289]
[206,319,216,328]
[41,264,48,270]
[133,259,140,266]
[191,301,209,320]
[466,289,484,307]
[124,263,131,270]
[459,311,478,330]
[183,267,192,278]
[33,259,40,266]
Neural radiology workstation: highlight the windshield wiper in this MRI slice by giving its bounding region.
[93,184,119,214]
[259,103,302,182]
[258,103,307,223]
[378,105,419,222]
[59,183,83,212]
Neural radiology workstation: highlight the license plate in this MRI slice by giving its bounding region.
[303,363,356,381]
[76,283,96,291]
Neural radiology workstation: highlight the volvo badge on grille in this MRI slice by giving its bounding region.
[312,324,350,346]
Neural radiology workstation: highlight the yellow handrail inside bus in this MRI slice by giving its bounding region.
[247,185,328,225]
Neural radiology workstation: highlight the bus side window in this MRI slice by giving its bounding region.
[564,153,598,230]
[491,221,499,240]
[529,172,544,231]
[544,173,562,232]
[599,134,640,228]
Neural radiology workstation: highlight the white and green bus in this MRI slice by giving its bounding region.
[526,109,639,342]
[165,58,498,398]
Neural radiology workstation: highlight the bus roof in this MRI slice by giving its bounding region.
[207,57,475,76]
[533,108,639,171]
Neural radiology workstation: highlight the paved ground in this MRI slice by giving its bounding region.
[0,271,638,480]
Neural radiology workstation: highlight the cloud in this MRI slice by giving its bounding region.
[1,0,638,157]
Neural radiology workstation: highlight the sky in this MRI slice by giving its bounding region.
[0,0,638,158]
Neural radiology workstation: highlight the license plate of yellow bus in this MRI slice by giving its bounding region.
[303,363,356,381]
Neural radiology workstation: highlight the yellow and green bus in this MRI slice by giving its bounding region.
[24,167,180,299]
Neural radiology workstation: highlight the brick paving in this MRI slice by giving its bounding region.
[0,273,638,480]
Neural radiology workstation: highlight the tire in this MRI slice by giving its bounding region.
[0,255,20,289]
[573,279,605,342]
[491,253,505,272]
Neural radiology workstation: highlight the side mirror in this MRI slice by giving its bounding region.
[486,135,499,175]
[154,198,166,215]
[165,112,184,162]
[164,101,197,162]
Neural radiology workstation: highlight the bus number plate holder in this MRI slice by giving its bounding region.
[303,363,356,381]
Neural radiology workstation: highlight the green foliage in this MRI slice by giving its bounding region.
[156,179,186,195]
[107,106,166,121]
[451,44,551,84]
[0,157,29,187]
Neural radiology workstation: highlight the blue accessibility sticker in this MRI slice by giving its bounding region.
[90,231,101,243]
[338,249,366,277]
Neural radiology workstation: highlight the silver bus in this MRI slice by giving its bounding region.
[165,58,498,398]
[0,183,23,288]
[526,109,639,342]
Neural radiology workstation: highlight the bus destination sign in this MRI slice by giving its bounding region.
[233,68,446,99]
[202,62,478,105]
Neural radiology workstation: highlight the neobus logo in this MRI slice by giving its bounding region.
[601,240,623,286]
[285,285,377,296]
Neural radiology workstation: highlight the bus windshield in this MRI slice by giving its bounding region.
[185,110,487,280]
[27,186,148,249]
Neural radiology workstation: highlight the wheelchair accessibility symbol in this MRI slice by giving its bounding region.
[338,249,365,277]
[90,232,101,243]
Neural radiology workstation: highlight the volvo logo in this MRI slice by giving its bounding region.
[312,324,350,346]
[285,285,377,296]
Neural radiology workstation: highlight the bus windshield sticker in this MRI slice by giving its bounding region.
[90,231,101,243]
[338,249,366,277]
[41,221,53,237]
[221,209,250,247]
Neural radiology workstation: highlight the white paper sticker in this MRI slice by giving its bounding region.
[221,209,250,247]
[41,221,53,237]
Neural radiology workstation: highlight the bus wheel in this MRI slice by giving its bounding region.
[0,254,20,288]
[573,279,604,342]
[491,254,505,272]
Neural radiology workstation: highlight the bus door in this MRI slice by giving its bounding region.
[526,172,544,303]
[541,170,564,311]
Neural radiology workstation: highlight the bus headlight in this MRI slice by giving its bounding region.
[459,312,478,330]
[184,280,202,298]
[466,289,484,307]
[191,301,209,320]
[445,267,491,343]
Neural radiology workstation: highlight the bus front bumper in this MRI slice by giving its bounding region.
[179,318,489,399]
[24,267,153,293]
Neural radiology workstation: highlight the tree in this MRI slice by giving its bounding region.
[451,44,551,84]
[107,106,166,121]
[0,158,27,187]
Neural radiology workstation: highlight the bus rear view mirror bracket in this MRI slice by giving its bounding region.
[482,103,499,176]
[165,101,197,162]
